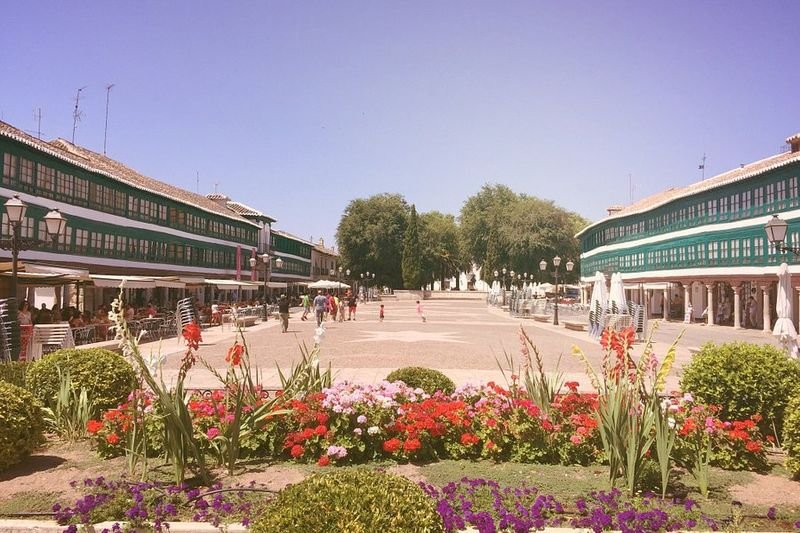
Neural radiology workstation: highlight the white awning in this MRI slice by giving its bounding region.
[90,274,156,289]
[205,279,262,290]
[152,277,186,289]
[24,264,91,278]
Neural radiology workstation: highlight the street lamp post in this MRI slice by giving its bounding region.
[250,254,283,321]
[0,195,67,298]
[765,215,800,255]
[360,271,372,301]
[539,256,574,326]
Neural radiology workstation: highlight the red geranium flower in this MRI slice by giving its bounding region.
[290,444,304,458]
[106,433,120,445]
[403,438,422,453]
[314,424,327,436]
[317,455,330,466]
[460,433,479,446]
[86,420,104,435]
[383,438,402,453]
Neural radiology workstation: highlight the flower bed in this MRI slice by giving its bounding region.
[86,378,771,474]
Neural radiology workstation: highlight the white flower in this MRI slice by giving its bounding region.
[143,350,166,376]
[314,324,326,345]
[353,428,363,436]
[357,414,367,424]
[367,426,380,435]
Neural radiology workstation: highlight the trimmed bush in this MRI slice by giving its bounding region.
[386,366,455,395]
[680,342,800,434]
[250,469,443,533]
[783,387,800,478]
[26,348,135,416]
[0,361,30,389]
[0,381,45,471]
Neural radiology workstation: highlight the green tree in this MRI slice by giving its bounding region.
[336,194,409,288]
[419,211,462,289]
[459,184,587,282]
[402,205,423,289]
[459,184,516,269]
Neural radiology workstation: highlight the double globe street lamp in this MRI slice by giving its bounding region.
[360,271,375,301]
[539,256,574,326]
[330,266,351,297]
[1,195,67,298]
[250,253,283,320]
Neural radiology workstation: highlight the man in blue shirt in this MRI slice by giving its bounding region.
[313,290,328,326]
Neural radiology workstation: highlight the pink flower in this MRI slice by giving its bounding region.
[206,427,220,439]
[570,434,584,445]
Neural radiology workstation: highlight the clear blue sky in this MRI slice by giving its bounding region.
[2,1,799,247]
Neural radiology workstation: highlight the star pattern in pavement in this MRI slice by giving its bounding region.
[347,330,468,344]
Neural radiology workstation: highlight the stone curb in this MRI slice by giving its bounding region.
[0,521,608,532]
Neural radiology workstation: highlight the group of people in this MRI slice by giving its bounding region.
[17,300,163,330]
[303,290,359,326]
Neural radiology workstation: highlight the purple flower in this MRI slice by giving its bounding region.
[767,506,777,520]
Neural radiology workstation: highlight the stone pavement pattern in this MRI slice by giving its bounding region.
[152,298,785,392]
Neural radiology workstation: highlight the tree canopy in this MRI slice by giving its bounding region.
[336,193,409,288]
[459,184,587,284]
[335,184,588,288]
[418,210,463,288]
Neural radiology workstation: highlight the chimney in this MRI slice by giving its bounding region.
[787,133,800,154]
[606,205,624,216]
[318,237,325,247]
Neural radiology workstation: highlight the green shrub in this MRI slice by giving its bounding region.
[0,361,30,389]
[386,367,455,395]
[783,387,800,478]
[680,342,800,433]
[250,469,443,533]
[25,348,135,416]
[0,381,45,471]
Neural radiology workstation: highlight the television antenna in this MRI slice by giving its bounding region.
[71,86,86,144]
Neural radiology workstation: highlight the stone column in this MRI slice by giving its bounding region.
[706,284,715,326]
[663,288,670,321]
[762,284,771,333]
[733,285,742,329]
[683,284,691,320]
[795,286,800,332]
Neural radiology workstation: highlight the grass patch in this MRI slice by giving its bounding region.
[0,491,61,516]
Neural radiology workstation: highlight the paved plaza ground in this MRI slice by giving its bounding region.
[153,297,786,392]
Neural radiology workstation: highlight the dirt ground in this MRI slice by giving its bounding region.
[0,438,798,512]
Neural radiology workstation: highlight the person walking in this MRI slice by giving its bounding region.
[416,300,426,323]
[301,293,310,321]
[313,290,328,326]
[347,292,357,320]
[379,304,385,322]
[278,294,290,333]
[336,295,345,322]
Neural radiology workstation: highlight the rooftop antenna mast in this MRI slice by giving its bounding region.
[698,153,706,180]
[34,108,42,139]
[196,171,200,193]
[71,86,86,144]
[103,84,114,154]
[214,181,219,194]
[628,173,633,204]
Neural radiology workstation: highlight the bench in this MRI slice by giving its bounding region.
[234,315,258,328]
[563,321,588,332]
[532,314,550,323]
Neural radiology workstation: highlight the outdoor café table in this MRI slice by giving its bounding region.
[139,318,163,341]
